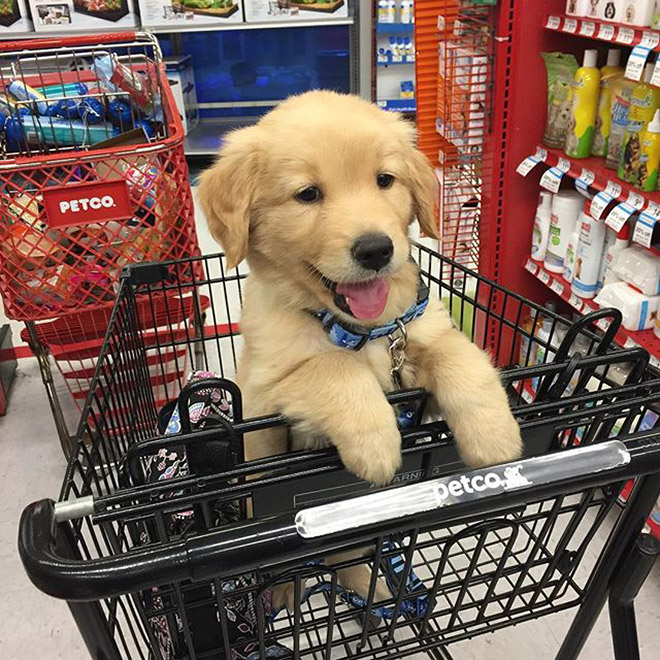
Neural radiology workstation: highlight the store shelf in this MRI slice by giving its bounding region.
[5,19,354,40]
[376,22,415,34]
[518,145,660,253]
[184,116,259,157]
[377,98,416,112]
[377,59,415,66]
[544,14,660,50]
[524,257,660,368]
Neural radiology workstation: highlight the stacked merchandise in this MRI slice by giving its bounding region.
[28,0,140,31]
[0,0,32,33]
[137,0,244,29]
[566,0,660,28]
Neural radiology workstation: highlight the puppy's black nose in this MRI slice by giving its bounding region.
[351,233,394,271]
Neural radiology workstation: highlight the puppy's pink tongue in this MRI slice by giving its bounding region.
[336,277,389,320]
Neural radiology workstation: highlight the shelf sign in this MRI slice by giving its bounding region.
[546,15,561,30]
[626,44,652,81]
[539,270,551,285]
[605,201,635,232]
[651,60,660,88]
[540,166,565,193]
[579,21,595,37]
[598,23,615,40]
[616,26,635,45]
[525,259,538,275]
[634,201,659,247]
[590,190,614,221]
[568,293,585,312]
[605,180,622,198]
[564,18,578,33]
[575,168,595,197]
[516,152,543,177]
[626,191,645,210]
[641,31,660,49]
[550,279,565,296]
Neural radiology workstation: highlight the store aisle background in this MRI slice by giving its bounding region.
[1,194,659,659]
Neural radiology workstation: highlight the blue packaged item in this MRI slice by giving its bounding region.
[134,119,155,139]
[46,98,79,120]
[7,80,49,115]
[78,97,105,124]
[38,82,88,100]
[107,99,133,127]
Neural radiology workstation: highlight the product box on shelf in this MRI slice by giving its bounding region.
[243,0,349,23]
[137,0,244,29]
[0,0,33,32]
[165,56,199,136]
[28,0,139,31]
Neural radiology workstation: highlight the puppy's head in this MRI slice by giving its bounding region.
[198,91,437,324]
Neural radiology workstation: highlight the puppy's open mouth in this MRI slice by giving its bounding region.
[311,267,390,321]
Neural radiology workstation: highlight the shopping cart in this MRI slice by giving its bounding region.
[0,33,200,450]
[19,245,660,660]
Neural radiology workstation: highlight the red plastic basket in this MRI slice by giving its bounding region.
[0,33,200,321]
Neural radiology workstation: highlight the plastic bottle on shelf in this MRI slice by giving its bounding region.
[531,191,553,262]
[600,1,626,22]
[404,37,415,59]
[592,49,624,158]
[401,0,412,23]
[653,0,660,28]
[386,0,396,23]
[600,222,631,287]
[564,219,581,283]
[572,210,608,299]
[397,37,405,59]
[638,108,660,191]
[532,302,558,390]
[618,63,660,184]
[621,0,655,26]
[565,49,601,159]
[545,191,585,273]
[378,48,388,64]
[389,36,398,57]
[378,0,389,23]
[565,0,590,16]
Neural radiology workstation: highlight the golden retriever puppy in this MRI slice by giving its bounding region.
[199,91,522,607]
[199,90,522,483]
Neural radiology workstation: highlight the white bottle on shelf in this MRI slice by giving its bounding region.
[621,0,655,26]
[565,0,590,16]
[531,191,553,262]
[600,0,626,22]
[405,37,415,60]
[545,191,585,274]
[401,0,412,23]
[601,222,631,287]
[564,220,581,283]
[378,0,389,23]
[385,0,396,23]
[572,210,608,299]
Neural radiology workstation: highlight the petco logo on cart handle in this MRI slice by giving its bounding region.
[435,465,532,504]
[42,180,133,228]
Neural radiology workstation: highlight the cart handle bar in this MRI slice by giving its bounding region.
[19,435,660,602]
[0,32,149,53]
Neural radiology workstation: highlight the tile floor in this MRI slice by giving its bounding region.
[1,198,659,659]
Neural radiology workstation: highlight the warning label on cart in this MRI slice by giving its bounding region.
[42,180,133,228]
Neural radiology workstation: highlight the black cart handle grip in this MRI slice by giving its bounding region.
[18,436,660,602]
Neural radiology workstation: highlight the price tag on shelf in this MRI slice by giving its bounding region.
[550,279,565,296]
[392,55,403,63]
[546,15,561,30]
[575,168,595,197]
[616,26,635,45]
[634,208,657,247]
[645,201,660,220]
[557,157,571,173]
[605,202,635,232]
[650,354,660,371]
[568,294,585,312]
[626,190,645,210]
[651,60,660,87]
[539,270,551,285]
[625,44,652,81]
[641,31,660,49]
[624,337,637,350]
[596,317,611,332]
[564,18,578,33]
[598,23,615,40]
[378,54,388,63]
[579,21,595,37]
[605,180,622,199]
[525,259,538,275]
[540,166,565,194]
[590,190,614,221]
[535,146,548,161]
[516,153,542,177]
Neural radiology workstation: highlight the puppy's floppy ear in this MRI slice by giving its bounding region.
[407,147,439,238]
[197,126,261,269]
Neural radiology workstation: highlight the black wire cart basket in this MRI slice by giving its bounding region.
[19,243,660,660]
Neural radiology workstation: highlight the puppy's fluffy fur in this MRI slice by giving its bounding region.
[199,91,522,486]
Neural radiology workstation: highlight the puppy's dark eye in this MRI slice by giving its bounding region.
[295,186,321,203]
[377,173,395,189]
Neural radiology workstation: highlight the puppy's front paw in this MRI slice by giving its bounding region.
[338,425,402,486]
[457,408,523,469]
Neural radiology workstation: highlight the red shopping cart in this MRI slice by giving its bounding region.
[0,33,201,451]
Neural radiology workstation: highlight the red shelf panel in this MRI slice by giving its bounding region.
[544,13,660,51]
[524,257,660,368]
